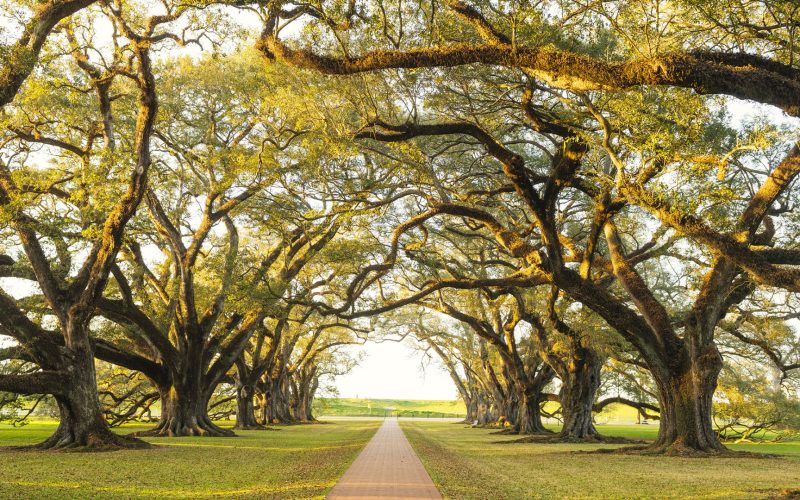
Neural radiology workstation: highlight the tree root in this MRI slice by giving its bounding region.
[589,442,779,458]
[130,418,236,438]
[9,428,151,452]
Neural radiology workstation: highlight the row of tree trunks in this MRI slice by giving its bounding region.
[462,394,499,425]
[106,324,718,451]
[423,338,497,425]
[457,389,497,425]
[129,360,324,436]
[487,343,608,440]
[291,371,318,422]
[264,375,294,424]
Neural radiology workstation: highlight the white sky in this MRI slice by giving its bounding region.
[332,340,458,400]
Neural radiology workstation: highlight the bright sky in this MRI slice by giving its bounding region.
[331,340,458,400]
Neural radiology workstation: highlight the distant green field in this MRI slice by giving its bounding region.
[314,398,651,423]
[314,398,467,418]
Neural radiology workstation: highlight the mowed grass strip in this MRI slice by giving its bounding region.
[401,420,800,499]
[0,420,381,499]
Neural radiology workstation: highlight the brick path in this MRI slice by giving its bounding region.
[327,418,442,499]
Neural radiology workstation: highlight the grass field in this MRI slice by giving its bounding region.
[4,416,797,499]
[0,420,380,499]
[402,420,800,499]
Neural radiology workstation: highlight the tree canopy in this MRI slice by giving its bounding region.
[0,0,797,454]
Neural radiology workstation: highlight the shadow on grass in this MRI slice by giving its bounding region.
[497,434,647,445]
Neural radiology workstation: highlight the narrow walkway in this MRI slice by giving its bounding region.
[327,419,442,499]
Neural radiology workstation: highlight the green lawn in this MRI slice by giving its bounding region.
[0,420,380,499]
[402,421,800,499]
[4,418,797,499]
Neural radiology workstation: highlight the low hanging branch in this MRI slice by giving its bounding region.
[263,37,800,117]
[593,397,660,421]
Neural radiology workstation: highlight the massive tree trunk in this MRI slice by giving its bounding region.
[253,378,275,425]
[515,389,547,434]
[130,326,236,437]
[41,372,146,449]
[474,393,496,424]
[140,382,234,437]
[498,347,553,434]
[40,322,147,449]
[565,226,733,453]
[479,341,512,425]
[513,367,553,434]
[267,392,293,423]
[491,364,517,426]
[558,348,603,440]
[462,382,495,423]
[649,342,724,454]
[234,360,264,430]
[502,391,519,426]
[137,350,234,438]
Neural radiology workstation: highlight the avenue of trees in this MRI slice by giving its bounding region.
[0,0,798,455]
